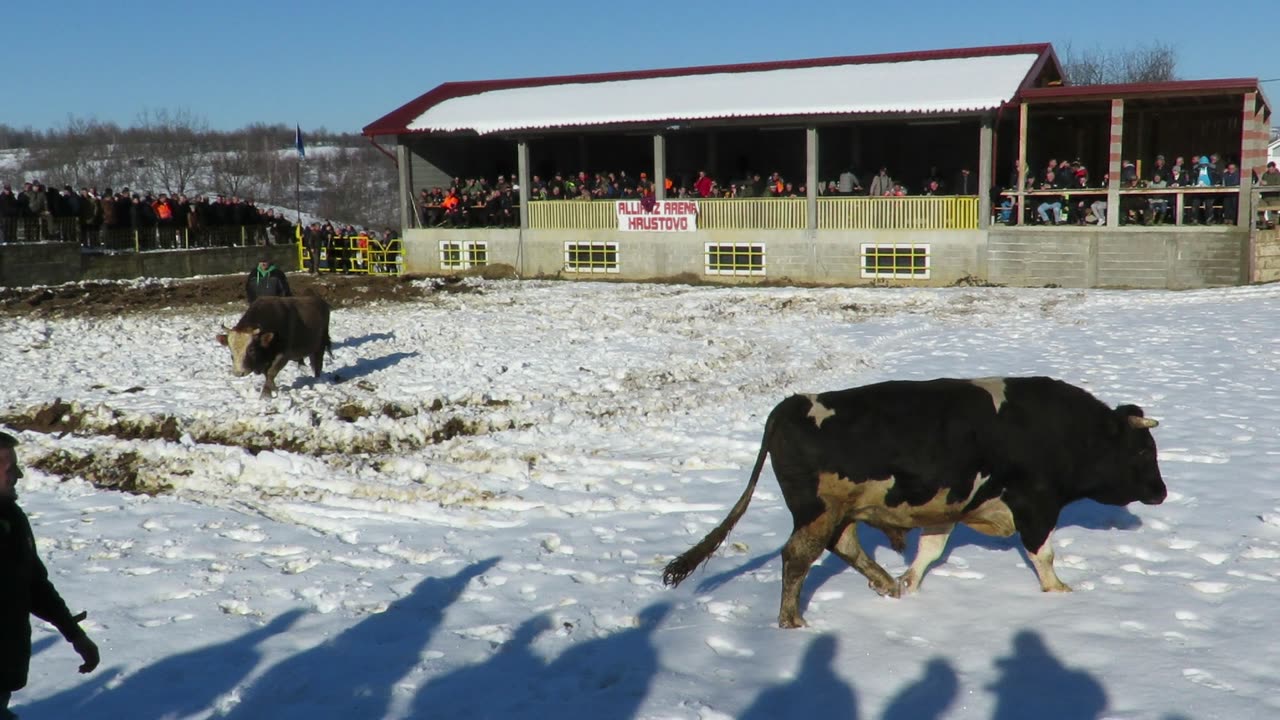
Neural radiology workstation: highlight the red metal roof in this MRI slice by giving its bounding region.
[1019,78,1264,102]
[363,43,1057,137]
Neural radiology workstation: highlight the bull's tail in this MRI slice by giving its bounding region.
[662,407,779,588]
[325,333,333,358]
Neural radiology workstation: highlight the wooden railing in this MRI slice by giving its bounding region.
[526,196,981,231]
[818,196,979,230]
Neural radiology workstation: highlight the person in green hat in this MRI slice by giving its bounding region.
[245,259,293,304]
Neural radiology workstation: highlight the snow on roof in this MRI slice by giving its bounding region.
[405,53,1043,135]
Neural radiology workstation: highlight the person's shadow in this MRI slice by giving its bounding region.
[881,657,958,720]
[510,602,672,719]
[738,634,858,720]
[15,608,304,719]
[221,556,498,720]
[409,613,553,719]
[988,630,1108,720]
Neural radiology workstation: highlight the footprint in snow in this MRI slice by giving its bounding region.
[1189,581,1232,595]
[1182,668,1235,692]
[705,636,754,658]
[220,527,269,543]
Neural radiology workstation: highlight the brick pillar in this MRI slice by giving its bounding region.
[1106,99,1124,228]
[1239,92,1264,227]
[1015,103,1028,225]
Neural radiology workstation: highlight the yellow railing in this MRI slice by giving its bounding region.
[698,198,807,229]
[818,196,979,230]
[528,200,617,230]
[298,235,403,275]
[525,196,979,231]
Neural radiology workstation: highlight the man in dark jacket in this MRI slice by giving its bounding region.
[2,432,99,718]
[245,260,293,304]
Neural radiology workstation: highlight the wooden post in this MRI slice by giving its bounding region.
[1106,99,1124,229]
[517,141,530,230]
[806,127,818,231]
[1016,102,1028,225]
[654,134,667,202]
[396,144,413,231]
[979,115,994,228]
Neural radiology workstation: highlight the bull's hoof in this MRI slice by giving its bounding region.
[869,578,902,599]
[1041,582,1073,593]
[895,576,913,596]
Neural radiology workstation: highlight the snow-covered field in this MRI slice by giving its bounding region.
[3,278,1279,719]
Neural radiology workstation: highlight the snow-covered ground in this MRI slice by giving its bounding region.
[3,278,1279,719]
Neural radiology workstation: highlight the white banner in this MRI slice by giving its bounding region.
[616,200,698,232]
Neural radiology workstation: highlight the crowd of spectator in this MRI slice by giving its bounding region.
[999,153,1280,227]
[0,180,297,247]
[415,165,991,227]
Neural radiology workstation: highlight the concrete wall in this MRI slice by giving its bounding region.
[0,243,300,288]
[403,226,1251,289]
[405,228,988,285]
[987,227,1247,288]
[1256,227,1280,283]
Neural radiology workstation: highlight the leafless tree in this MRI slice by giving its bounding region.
[133,108,211,195]
[1059,42,1179,86]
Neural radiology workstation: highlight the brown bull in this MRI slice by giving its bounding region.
[216,295,332,397]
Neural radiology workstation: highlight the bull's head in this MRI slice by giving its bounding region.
[216,326,275,377]
[1093,404,1166,507]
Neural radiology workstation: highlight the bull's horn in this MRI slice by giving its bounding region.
[1128,416,1159,429]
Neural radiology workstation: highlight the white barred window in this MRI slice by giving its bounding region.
[861,243,930,280]
[440,241,488,270]
[564,242,619,273]
[705,243,766,276]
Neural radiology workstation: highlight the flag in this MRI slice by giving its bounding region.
[295,124,305,159]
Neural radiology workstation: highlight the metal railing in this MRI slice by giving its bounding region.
[524,196,979,231]
[527,200,616,230]
[818,196,979,230]
[0,217,294,251]
[300,235,403,275]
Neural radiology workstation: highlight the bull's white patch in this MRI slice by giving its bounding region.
[970,377,1007,412]
[804,394,835,428]
[224,329,256,376]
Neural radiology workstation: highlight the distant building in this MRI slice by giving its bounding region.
[364,43,1276,288]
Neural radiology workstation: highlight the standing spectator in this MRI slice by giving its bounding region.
[869,167,893,197]
[1220,162,1240,225]
[0,185,17,243]
[837,168,862,195]
[2,431,101,719]
[694,170,714,198]
[1259,161,1280,228]
[1188,155,1219,224]
[245,259,292,303]
[78,188,101,247]
[26,182,50,241]
[951,167,976,195]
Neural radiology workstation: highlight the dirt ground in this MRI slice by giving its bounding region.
[0,266,517,319]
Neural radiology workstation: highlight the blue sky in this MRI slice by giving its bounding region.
[8,0,1277,134]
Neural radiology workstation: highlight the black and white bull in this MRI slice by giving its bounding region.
[662,377,1166,628]
[216,294,332,397]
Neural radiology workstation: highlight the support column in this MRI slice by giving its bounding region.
[1239,92,1261,228]
[978,116,994,228]
[1106,99,1124,229]
[517,141,530,230]
[806,127,818,231]
[707,131,718,180]
[396,144,412,231]
[1016,103,1028,225]
[654,134,667,202]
